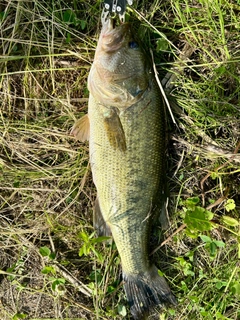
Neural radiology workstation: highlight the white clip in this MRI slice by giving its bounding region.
[119,12,125,23]
[112,0,117,12]
[101,7,110,25]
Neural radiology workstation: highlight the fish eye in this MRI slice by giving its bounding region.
[129,41,139,49]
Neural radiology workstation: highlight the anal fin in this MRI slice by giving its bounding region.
[70,114,90,142]
[93,198,112,237]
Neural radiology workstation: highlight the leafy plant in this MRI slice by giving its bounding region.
[224,199,236,212]
[39,246,56,260]
[183,197,214,237]
[78,231,110,263]
[50,277,66,293]
[62,9,87,30]
[199,235,225,258]
[12,314,27,320]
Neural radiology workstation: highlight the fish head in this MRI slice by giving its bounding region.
[89,19,150,108]
[96,19,144,67]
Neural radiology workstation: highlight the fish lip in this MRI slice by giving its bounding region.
[101,19,130,53]
[101,17,114,31]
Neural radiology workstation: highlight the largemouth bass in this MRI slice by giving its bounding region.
[72,18,177,319]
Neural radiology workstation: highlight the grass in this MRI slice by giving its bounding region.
[0,0,239,319]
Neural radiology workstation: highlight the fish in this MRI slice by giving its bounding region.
[71,18,177,319]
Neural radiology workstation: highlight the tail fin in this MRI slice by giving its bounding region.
[123,265,177,319]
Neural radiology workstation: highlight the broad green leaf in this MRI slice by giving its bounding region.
[41,266,55,274]
[13,180,20,187]
[156,38,169,52]
[215,281,227,289]
[200,311,209,317]
[180,280,188,291]
[185,228,199,239]
[215,311,229,319]
[184,269,195,276]
[49,252,56,260]
[79,231,89,242]
[39,246,51,257]
[209,242,217,256]
[63,9,76,23]
[88,282,95,290]
[231,282,240,295]
[80,20,87,30]
[118,304,127,317]
[215,65,226,75]
[92,248,103,263]
[91,236,111,244]
[222,215,239,227]
[66,33,71,44]
[13,314,27,320]
[51,278,65,291]
[158,269,164,276]
[179,173,184,181]
[89,270,103,283]
[213,240,225,248]
[107,285,116,293]
[168,308,176,316]
[224,199,236,212]
[200,235,212,243]
[189,296,199,302]
[0,11,8,22]
[78,246,84,257]
[79,244,88,257]
[184,206,214,231]
[211,172,218,180]
[175,256,186,266]
[186,197,200,208]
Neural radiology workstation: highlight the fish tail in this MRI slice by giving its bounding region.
[123,265,177,319]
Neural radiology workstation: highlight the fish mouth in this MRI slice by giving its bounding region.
[101,19,130,52]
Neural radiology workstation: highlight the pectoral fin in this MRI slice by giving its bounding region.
[70,114,90,142]
[103,108,126,152]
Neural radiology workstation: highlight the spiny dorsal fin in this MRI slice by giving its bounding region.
[70,114,90,142]
[103,107,126,152]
